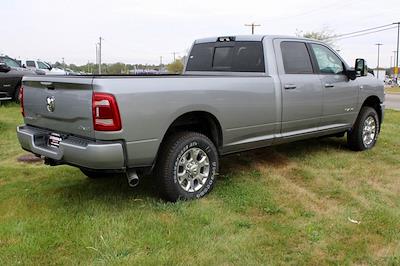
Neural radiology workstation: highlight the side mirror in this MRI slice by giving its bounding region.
[355,58,368,77]
[45,62,52,71]
[0,63,11,73]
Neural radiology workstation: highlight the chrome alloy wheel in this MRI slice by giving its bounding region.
[177,147,210,192]
[362,116,377,146]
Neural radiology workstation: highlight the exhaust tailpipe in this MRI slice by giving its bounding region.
[126,169,139,188]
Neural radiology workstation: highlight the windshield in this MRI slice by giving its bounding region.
[0,57,21,68]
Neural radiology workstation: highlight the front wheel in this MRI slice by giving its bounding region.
[347,106,380,151]
[156,132,219,202]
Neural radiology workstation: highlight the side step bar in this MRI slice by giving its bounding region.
[0,97,13,101]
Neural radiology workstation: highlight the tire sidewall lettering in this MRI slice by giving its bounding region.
[172,139,218,198]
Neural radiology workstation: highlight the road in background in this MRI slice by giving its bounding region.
[386,93,400,110]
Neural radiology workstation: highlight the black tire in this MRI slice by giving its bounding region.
[156,132,219,202]
[80,168,117,179]
[14,85,21,103]
[347,106,380,151]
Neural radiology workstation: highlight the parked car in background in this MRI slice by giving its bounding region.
[64,68,81,75]
[0,56,40,102]
[21,60,67,75]
[17,35,384,201]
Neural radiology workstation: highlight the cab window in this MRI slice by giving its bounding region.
[26,61,36,67]
[280,41,313,74]
[311,44,344,74]
[38,61,50,70]
[187,41,265,72]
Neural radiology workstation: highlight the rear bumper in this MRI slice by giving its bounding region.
[17,125,125,170]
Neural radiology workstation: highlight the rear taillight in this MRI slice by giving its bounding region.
[19,86,24,117]
[92,92,122,131]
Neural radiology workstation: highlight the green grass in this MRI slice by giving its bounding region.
[1,102,400,265]
[385,86,400,94]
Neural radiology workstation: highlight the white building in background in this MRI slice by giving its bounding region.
[372,69,386,81]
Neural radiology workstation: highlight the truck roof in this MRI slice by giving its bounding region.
[194,35,317,44]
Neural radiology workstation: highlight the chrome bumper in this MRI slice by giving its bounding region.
[17,125,125,170]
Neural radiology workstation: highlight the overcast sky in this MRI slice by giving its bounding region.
[1,0,399,67]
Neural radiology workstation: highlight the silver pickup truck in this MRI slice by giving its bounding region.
[17,35,384,201]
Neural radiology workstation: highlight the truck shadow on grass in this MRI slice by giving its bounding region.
[52,136,348,204]
[219,136,348,175]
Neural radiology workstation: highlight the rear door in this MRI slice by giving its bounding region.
[308,43,359,128]
[23,76,95,138]
[274,39,323,135]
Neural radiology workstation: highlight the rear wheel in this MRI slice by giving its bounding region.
[347,106,380,151]
[156,132,219,202]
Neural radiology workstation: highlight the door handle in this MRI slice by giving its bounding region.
[284,84,297,90]
[324,83,334,88]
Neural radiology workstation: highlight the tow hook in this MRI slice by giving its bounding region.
[126,169,139,188]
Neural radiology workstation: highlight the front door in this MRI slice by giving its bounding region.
[309,43,359,128]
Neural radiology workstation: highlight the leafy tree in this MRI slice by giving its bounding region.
[167,59,184,74]
[295,28,336,46]
[53,61,63,69]
[106,62,126,74]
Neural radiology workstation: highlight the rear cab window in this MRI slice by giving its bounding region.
[280,41,314,74]
[186,41,265,72]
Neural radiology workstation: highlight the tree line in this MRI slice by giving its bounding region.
[52,60,184,74]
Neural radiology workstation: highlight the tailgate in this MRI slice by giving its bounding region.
[23,76,95,138]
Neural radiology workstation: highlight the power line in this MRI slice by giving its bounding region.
[334,26,397,41]
[333,23,393,38]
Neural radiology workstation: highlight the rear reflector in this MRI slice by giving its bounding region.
[92,92,122,131]
[19,86,24,117]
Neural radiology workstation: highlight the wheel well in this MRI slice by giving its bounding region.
[361,96,382,124]
[13,81,22,101]
[163,111,223,149]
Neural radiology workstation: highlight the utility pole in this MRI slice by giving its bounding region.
[160,56,163,66]
[171,52,177,62]
[394,22,400,84]
[393,51,398,77]
[375,43,383,79]
[62,57,65,70]
[391,55,393,70]
[98,37,103,74]
[245,23,261,35]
